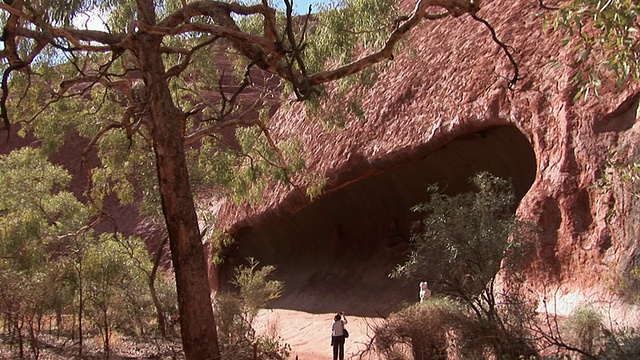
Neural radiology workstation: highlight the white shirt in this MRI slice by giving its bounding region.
[331,318,348,336]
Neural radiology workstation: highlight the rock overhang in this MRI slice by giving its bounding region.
[215,0,640,321]
[221,124,537,316]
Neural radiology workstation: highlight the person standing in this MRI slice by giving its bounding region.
[331,312,348,360]
[420,281,432,302]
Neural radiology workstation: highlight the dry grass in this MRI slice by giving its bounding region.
[0,333,183,359]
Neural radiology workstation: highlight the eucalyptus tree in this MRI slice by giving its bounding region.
[0,148,91,356]
[81,233,152,356]
[0,0,513,358]
[546,0,640,99]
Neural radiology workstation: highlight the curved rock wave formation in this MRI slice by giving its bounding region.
[223,125,536,316]
[217,0,640,322]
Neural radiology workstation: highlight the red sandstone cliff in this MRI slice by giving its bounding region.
[216,0,640,323]
[2,0,637,326]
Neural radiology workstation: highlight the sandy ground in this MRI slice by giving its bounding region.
[254,309,385,360]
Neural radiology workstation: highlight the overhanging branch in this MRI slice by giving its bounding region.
[0,61,25,136]
[306,0,480,87]
[470,13,521,89]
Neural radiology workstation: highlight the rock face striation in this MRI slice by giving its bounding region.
[217,0,640,321]
[3,0,637,323]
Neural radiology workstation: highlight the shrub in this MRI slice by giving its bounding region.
[384,173,539,359]
[373,297,539,360]
[373,299,464,360]
[214,258,289,360]
[556,306,640,359]
[564,306,604,356]
[599,327,640,360]
[371,298,539,360]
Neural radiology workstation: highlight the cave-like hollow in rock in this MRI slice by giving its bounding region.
[222,124,537,317]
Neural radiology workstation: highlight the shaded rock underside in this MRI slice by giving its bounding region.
[218,0,640,320]
[223,125,536,317]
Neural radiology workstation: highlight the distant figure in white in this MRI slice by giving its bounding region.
[419,281,431,302]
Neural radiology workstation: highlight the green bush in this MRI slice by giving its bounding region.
[214,258,289,360]
[558,306,640,359]
[564,306,604,356]
[374,299,463,360]
[599,327,640,360]
[383,173,539,359]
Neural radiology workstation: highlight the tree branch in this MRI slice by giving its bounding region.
[538,0,560,11]
[307,0,479,87]
[165,36,220,79]
[470,13,521,89]
[0,62,25,137]
[136,22,277,52]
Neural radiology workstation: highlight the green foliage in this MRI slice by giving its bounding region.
[0,148,91,268]
[305,0,398,72]
[305,171,327,199]
[231,258,284,322]
[193,125,307,204]
[3,0,406,219]
[80,234,155,341]
[0,149,90,355]
[564,306,604,355]
[296,0,394,127]
[380,173,540,359]
[0,150,175,353]
[391,172,534,299]
[549,0,640,100]
[373,299,464,360]
[91,130,158,211]
[209,232,236,266]
[539,305,640,359]
[599,327,640,360]
[214,258,288,360]
[373,298,539,360]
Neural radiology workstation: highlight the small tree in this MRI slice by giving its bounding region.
[564,306,605,357]
[0,148,92,357]
[391,172,538,358]
[392,173,534,316]
[214,258,288,360]
[81,233,153,356]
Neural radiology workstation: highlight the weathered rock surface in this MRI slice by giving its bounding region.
[217,0,640,323]
[3,0,638,329]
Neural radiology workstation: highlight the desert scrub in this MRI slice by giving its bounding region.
[373,298,468,360]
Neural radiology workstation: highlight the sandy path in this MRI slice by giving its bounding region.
[254,309,384,360]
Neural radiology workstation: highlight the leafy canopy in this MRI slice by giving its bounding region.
[549,0,640,100]
[0,148,91,270]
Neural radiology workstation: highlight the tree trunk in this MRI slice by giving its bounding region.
[150,237,169,337]
[136,32,221,359]
[77,266,83,359]
[102,306,110,358]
